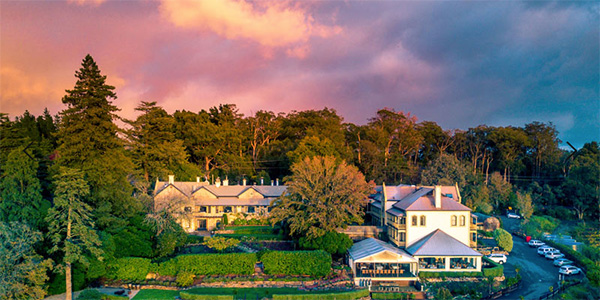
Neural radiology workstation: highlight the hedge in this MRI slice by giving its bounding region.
[109,257,151,281]
[482,257,504,278]
[262,250,331,277]
[180,292,233,300]
[273,289,369,300]
[419,271,483,278]
[545,240,600,287]
[371,292,416,300]
[156,253,257,276]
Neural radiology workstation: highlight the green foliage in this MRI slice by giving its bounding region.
[522,215,559,238]
[545,240,600,287]
[154,225,188,258]
[176,271,195,287]
[202,236,240,252]
[273,289,370,300]
[76,289,103,300]
[298,231,353,255]
[261,250,331,277]
[435,287,453,300]
[493,228,513,252]
[222,214,229,226]
[482,257,504,278]
[421,153,469,186]
[155,253,257,276]
[287,136,341,163]
[180,292,233,300]
[371,292,416,300]
[108,257,151,281]
[0,222,53,300]
[418,271,483,278]
[515,191,534,220]
[270,156,374,240]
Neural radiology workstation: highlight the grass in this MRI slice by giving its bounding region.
[132,287,339,300]
[218,226,284,240]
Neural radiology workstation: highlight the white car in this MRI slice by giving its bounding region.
[507,212,521,219]
[559,265,581,275]
[554,258,573,267]
[545,251,564,260]
[538,246,556,256]
[529,240,545,247]
[487,253,507,264]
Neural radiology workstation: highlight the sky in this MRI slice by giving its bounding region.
[1,0,598,148]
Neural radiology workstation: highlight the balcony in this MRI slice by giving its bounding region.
[470,223,478,230]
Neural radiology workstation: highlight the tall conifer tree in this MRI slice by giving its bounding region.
[55,55,136,228]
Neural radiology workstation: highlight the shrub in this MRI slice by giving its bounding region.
[77,289,103,300]
[202,236,240,252]
[109,257,151,281]
[371,292,416,299]
[262,250,331,277]
[299,232,353,255]
[273,289,370,300]
[155,253,256,276]
[186,235,205,245]
[545,240,600,287]
[419,271,483,278]
[180,292,233,300]
[176,271,195,287]
[435,287,452,300]
[482,257,504,278]
[493,228,513,252]
[522,215,559,238]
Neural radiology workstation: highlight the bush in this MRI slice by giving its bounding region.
[273,289,370,300]
[155,253,256,276]
[299,232,353,255]
[262,250,331,277]
[176,271,195,287]
[371,292,416,299]
[522,215,559,238]
[186,235,205,245]
[545,240,600,287]
[180,292,233,300]
[77,289,103,300]
[419,271,483,278]
[435,287,452,300]
[109,257,151,281]
[493,228,513,252]
[482,257,504,278]
[202,236,240,252]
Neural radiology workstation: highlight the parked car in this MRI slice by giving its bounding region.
[529,240,545,247]
[507,212,521,219]
[554,258,574,267]
[545,251,565,260]
[559,265,581,275]
[538,246,556,256]
[487,253,507,264]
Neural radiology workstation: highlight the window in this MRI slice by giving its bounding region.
[400,217,406,225]
[412,216,418,226]
[199,206,207,213]
[184,206,192,212]
[460,215,466,226]
[400,232,405,242]
[247,206,255,213]
[224,206,232,213]
[451,215,457,226]
[420,215,426,226]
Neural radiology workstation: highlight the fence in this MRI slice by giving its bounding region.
[538,280,583,300]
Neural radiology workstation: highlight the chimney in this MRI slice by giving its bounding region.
[196,176,200,183]
[215,177,221,188]
[276,178,279,186]
[271,180,274,186]
[260,177,264,185]
[223,176,229,186]
[242,178,247,186]
[434,185,442,208]
[168,175,175,185]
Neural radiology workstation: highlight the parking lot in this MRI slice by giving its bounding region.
[498,217,584,299]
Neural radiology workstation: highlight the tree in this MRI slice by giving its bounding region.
[287,136,340,163]
[0,148,49,228]
[562,142,599,221]
[270,156,374,240]
[421,153,469,187]
[515,191,534,220]
[524,122,561,179]
[0,222,52,300]
[489,127,529,182]
[488,172,513,212]
[299,231,353,255]
[46,167,103,300]
[494,228,513,252]
[55,54,136,228]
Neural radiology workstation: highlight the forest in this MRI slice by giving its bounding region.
[1,55,598,298]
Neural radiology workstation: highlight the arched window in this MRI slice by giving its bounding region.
[412,216,418,226]
[420,215,426,226]
[451,215,457,226]
[460,215,466,226]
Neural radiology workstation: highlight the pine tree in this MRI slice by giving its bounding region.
[55,54,136,228]
[46,167,102,300]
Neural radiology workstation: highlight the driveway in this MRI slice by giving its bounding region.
[498,216,584,299]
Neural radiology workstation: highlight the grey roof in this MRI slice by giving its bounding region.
[154,181,287,199]
[387,208,405,216]
[195,197,273,206]
[392,187,470,212]
[348,238,417,262]
[406,229,481,257]
[392,188,433,210]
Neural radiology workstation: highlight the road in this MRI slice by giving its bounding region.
[498,216,584,300]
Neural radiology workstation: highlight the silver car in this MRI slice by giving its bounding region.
[545,251,564,260]
[554,258,573,267]
[559,265,581,275]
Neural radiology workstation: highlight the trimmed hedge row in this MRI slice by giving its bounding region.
[482,257,504,278]
[272,289,370,300]
[262,250,332,277]
[157,253,257,276]
[545,240,600,287]
[371,292,416,300]
[108,257,151,281]
[419,271,483,278]
[180,292,233,300]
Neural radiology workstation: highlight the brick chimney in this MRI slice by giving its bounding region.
[434,185,442,208]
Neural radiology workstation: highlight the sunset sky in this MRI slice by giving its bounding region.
[1,0,598,148]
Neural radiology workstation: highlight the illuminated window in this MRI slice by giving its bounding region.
[412,216,418,226]
[420,215,426,226]
[451,215,457,226]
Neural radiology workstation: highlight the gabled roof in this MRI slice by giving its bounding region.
[389,186,470,211]
[406,229,481,256]
[349,238,417,262]
[392,188,433,210]
[154,180,287,199]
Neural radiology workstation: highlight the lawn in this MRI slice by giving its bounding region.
[218,225,284,240]
[132,287,336,300]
